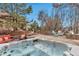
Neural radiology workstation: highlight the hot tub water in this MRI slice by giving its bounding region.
[0,39,69,56]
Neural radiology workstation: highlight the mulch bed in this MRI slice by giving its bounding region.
[66,34,79,40]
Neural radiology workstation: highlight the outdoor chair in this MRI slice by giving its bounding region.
[52,31,58,36]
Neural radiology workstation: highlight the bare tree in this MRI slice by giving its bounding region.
[38,10,48,27]
[68,4,79,34]
[52,3,63,32]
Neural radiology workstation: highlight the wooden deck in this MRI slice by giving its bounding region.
[30,34,79,46]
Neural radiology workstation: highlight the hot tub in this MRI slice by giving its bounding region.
[0,39,71,56]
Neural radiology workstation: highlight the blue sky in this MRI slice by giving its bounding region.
[27,3,52,22]
[26,3,74,27]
